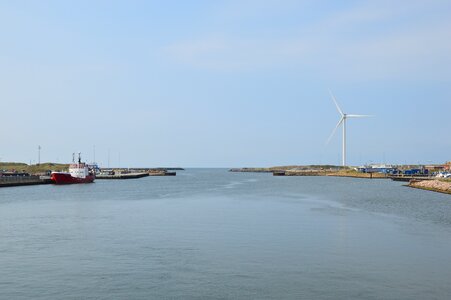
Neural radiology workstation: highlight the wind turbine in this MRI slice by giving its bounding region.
[327,90,370,167]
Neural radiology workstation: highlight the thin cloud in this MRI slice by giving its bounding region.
[162,1,451,80]
[164,36,311,71]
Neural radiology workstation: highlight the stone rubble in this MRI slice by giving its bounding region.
[409,180,451,194]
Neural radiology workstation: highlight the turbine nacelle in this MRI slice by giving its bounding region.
[346,114,372,118]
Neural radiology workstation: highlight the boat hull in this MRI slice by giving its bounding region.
[50,172,95,184]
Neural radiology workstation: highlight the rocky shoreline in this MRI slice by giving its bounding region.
[408,180,451,195]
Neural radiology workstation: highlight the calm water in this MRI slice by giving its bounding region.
[1,169,451,299]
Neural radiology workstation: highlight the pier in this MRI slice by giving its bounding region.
[389,175,434,182]
[96,169,177,179]
[0,169,178,187]
[271,170,388,179]
[96,173,150,180]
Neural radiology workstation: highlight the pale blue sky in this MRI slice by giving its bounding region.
[1,0,450,167]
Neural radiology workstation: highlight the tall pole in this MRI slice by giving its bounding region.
[93,145,96,164]
[342,117,346,166]
[38,145,41,165]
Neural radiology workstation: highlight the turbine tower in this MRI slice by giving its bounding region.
[327,90,370,167]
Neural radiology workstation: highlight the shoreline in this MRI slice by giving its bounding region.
[408,180,451,195]
[231,167,389,179]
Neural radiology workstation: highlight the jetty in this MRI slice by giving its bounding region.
[272,170,388,179]
[273,170,326,176]
[389,175,434,182]
[96,173,150,180]
[229,168,272,173]
[96,169,177,180]
[149,170,176,176]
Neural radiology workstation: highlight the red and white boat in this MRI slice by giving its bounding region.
[51,153,95,184]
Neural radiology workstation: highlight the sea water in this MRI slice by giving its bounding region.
[1,169,451,299]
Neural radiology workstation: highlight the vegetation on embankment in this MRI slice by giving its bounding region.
[229,165,349,173]
[230,166,388,178]
[279,169,387,178]
[326,169,388,178]
[0,162,69,174]
[408,180,451,195]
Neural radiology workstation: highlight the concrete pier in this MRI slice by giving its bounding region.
[389,175,434,182]
[0,176,52,188]
[96,170,176,179]
[96,173,150,180]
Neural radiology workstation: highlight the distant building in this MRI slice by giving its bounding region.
[425,165,445,172]
[444,162,451,171]
[403,168,427,175]
[357,164,397,174]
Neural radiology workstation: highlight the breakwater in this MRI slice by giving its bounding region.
[230,166,379,178]
[229,168,272,173]
[273,170,388,178]
[389,175,434,182]
[149,171,176,176]
[97,170,176,180]
[96,173,150,180]
[273,170,326,176]
[327,172,387,179]
[408,180,451,195]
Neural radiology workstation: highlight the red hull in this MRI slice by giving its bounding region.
[51,172,95,184]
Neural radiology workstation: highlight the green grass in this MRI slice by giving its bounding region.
[0,162,69,174]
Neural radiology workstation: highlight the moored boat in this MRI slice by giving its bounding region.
[51,153,95,184]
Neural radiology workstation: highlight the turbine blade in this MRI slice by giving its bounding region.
[326,117,344,145]
[346,114,372,118]
[328,89,344,116]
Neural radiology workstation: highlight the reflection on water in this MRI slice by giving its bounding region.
[1,169,451,299]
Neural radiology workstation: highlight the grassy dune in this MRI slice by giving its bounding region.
[0,162,69,174]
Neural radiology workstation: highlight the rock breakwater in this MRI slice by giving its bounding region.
[408,180,451,195]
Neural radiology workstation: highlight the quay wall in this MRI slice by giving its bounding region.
[0,176,51,188]
[96,173,149,179]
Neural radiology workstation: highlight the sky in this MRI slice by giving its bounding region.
[0,0,450,167]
